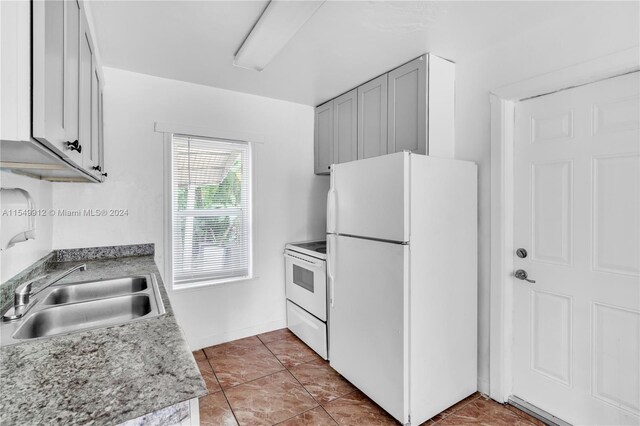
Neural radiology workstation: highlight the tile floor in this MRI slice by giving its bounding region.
[193,329,543,426]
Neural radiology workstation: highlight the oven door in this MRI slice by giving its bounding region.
[284,250,327,321]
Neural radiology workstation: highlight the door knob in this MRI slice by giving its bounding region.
[514,269,536,283]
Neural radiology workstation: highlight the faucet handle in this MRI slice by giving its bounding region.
[14,275,48,306]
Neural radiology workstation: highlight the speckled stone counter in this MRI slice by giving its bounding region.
[0,250,207,426]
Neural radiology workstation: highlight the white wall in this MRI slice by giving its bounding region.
[452,2,639,393]
[0,171,53,281]
[51,68,329,348]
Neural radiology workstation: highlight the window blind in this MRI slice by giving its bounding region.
[172,134,251,286]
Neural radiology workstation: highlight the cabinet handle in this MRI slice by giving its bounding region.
[101,172,108,178]
[65,140,82,153]
[92,165,102,172]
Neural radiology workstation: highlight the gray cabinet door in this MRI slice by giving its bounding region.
[314,101,334,174]
[32,0,82,165]
[333,89,358,164]
[357,75,388,159]
[387,56,427,155]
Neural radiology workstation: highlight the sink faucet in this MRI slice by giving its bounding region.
[4,264,87,321]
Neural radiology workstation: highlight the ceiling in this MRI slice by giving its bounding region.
[88,1,630,106]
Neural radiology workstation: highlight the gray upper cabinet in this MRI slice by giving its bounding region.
[313,53,454,175]
[358,75,388,160]
[387,56,427,155]
[333,89,358,165]
[32,0,83,166]
[314,101,334,174]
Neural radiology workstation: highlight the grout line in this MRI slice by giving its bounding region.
[202,351,241,425]
[213,338,287,391]
[261,336,324,424]
[220,387,241,426]
[319,405,340,425]
[273,406,322,425]
[256,332,293,346]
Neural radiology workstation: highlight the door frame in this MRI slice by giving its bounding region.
[488,46,639,403]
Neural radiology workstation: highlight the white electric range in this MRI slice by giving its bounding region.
[284,240,328,359]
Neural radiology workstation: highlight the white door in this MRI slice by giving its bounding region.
[328,234,409,423]
[512,72,640,425]
[328,151,409,242]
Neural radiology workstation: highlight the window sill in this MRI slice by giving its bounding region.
[171,274,256,292]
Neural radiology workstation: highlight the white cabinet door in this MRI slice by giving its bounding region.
[328,234,409,424]
[88,59,101,178]
[98,86,105,180]
[64,0,81,160]
[79,12,95,172]
[32,0,82,165]
[387,56,427,155]
[333,89,357,164]
[512,72,640,425]
[314,101,334,174]
[357,75,388,160]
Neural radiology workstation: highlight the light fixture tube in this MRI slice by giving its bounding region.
[234,0,326,72]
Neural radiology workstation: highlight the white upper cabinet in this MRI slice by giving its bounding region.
[79,11,93,170]
[314,54,455,175]
[0,0,105,182]
[387,56,427,155]
[79,9,103,179]
[358,74,388,160]
[65,0,81,162]
[314,101,334,174]
[333,89,358,165]
[32,0,82,162]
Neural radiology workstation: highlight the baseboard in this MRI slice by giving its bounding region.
[478,376,490,395]
[189,319,286,351]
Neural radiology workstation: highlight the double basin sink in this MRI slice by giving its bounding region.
[0,275,165,347]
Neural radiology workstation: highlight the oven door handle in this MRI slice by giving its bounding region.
[284,253,324,269]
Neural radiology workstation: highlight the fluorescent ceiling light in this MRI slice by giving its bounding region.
[234,0,325,72]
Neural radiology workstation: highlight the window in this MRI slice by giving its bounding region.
[171,134,252,287]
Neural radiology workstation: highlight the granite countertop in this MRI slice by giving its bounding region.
[0,249,207,426]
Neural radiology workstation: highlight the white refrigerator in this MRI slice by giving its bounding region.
[326,152,477,425]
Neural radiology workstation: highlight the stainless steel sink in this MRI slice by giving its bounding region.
[42,276,148,305]
[13,294,153,339]
[0,274,165,346]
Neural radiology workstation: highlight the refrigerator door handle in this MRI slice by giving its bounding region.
[327,235,335,308]
[327,169,337,233]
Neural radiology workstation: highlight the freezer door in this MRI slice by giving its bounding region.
[328,234,409,423]
[329,152,409,242]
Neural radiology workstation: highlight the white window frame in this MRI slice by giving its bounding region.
[158,122,262,291]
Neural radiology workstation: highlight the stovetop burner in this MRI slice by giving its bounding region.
[285,240,327,259]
